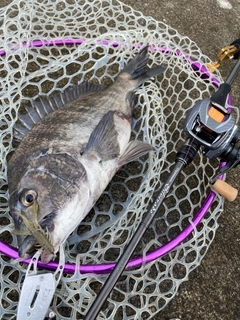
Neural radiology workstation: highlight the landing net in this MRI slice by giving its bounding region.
[0,0,224,319]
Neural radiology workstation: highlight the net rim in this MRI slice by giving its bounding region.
[0,186,221,274]
[0,37,223,88]
[0,38,227,274]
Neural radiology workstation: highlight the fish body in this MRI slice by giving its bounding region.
[7,47,165,263]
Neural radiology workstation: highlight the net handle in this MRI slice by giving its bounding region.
[0,38,226,274]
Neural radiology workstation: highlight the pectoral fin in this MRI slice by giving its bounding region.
[118,140,154,168]
[83,110,120,161]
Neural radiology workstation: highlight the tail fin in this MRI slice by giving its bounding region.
[123,46,166,85]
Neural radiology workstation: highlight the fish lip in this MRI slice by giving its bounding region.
[40,251,54,264]
[18,235,37,258]
[18,237,54,263]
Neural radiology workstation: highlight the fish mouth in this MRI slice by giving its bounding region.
[18,234,38,258]
[17,215,55,263]
[18,232,54,264]
[18,242,54,264]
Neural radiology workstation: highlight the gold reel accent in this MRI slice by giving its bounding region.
[207,45,238,73]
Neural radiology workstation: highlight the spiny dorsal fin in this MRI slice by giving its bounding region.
[14,81,104,141]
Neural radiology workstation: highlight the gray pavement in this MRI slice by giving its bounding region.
[120,1,240,319]
[0,0,240,319]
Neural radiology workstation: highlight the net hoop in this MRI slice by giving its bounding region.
[0,188,221,274]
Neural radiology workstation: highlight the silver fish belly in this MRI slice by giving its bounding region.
[7,46,165,263]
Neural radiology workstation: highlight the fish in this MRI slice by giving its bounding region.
[7,46,165,263]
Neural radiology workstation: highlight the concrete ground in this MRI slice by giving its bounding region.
[0,0,239,319]
[120,1,240,319]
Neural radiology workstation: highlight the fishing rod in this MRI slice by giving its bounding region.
[84,39,240,320]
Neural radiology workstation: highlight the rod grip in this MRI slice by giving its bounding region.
[211,179,238,202]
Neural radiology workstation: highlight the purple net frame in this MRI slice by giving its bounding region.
[0,38,227,274]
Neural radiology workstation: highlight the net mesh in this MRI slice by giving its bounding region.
[0,0,225,319]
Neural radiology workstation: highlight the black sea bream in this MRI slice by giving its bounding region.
[7,46,165,263]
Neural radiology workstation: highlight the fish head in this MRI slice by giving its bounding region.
[8,164,64,260]
[8,157,90,263]
[9,181,57,260]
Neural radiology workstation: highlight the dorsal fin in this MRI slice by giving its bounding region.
[14,81,104,141]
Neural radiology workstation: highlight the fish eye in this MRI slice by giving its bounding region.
[20,189,38,207]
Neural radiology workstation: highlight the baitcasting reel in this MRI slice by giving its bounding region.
[184,40,240,186]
